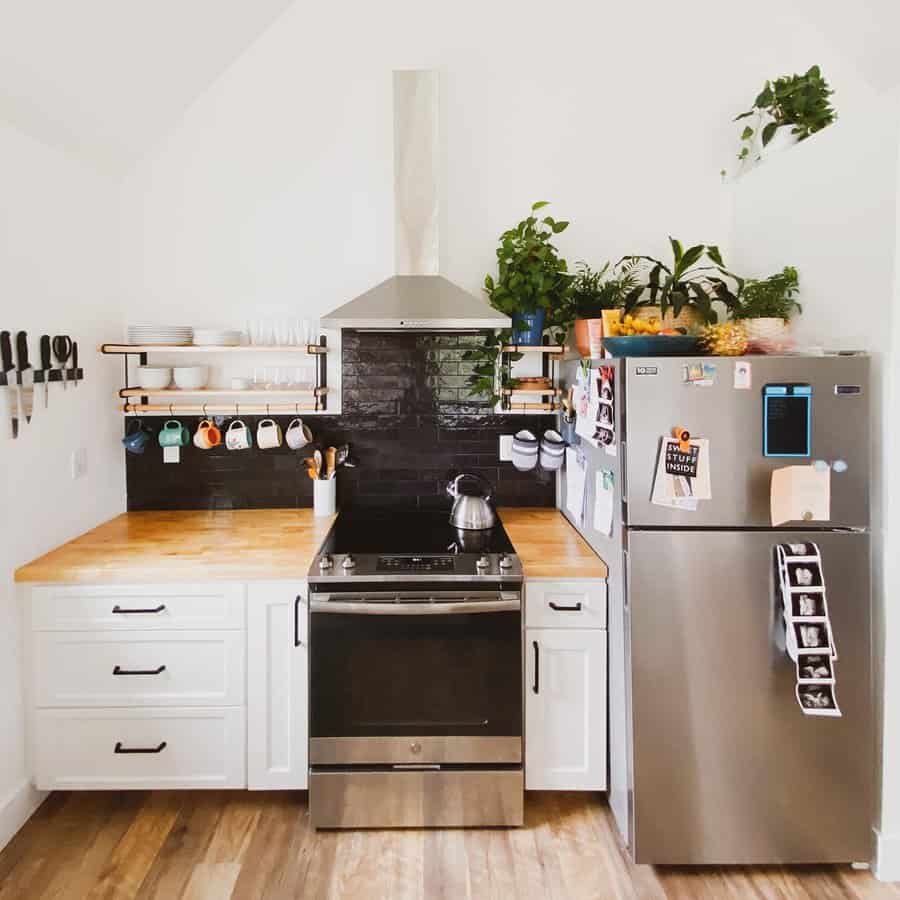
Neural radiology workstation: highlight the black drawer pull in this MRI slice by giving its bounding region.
[112,604,166,615]
[549,601,582,612]
[114,741,167,754]
[532,640,540,695]
[112,665,166,676]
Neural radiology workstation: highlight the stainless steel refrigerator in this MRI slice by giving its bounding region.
[559,353,873,864]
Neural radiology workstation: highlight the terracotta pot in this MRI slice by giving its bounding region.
[633,305,703,332]
[574,318,602,357]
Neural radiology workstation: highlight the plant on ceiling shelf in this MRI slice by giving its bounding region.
[735,65,836,164]
[483,201,573,346]
[620,238,741,328]
[729,265,801,352]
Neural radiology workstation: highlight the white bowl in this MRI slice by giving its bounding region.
[136,366,172,390]
[173,366,210,390]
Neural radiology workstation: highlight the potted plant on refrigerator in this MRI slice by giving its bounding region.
[484,201,572,346]
[734,65,836,165]
[730,265,801,352]
[570,259,643,357]
[621,237,741,329]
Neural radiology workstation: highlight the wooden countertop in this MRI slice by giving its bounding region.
[499,508,608,579]
[15,507,606,584]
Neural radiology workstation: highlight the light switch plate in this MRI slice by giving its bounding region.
[163,445,180,464]
[499,435,514,461]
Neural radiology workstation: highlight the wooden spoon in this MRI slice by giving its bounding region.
[313,449,323,479]
[325,446,337,480]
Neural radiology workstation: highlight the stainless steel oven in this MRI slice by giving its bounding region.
[308,580,523,828]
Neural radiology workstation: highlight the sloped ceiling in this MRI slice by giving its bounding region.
[0,0,897,173]
[0,0,293,171]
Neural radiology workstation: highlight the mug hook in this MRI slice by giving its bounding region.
[203,403,208,418]
[266,403,270,416]
[235,402,239,417]
[169,404,174,416]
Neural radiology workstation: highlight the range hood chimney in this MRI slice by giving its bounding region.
[321,71,510,331]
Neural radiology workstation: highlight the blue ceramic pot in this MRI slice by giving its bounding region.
[511,309,546,346]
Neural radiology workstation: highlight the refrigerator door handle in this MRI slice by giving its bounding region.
[623,547,629,611]
[620,441,627,506]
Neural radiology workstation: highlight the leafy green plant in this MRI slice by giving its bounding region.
[620,238,742,325]
[483,201,572,317]
[731,266,801,320]
[571,259,643,319]
[462,330,521,406]
[735,65,836,161]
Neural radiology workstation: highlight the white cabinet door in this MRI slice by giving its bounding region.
[247,582,308,789]
[525,628,607,791]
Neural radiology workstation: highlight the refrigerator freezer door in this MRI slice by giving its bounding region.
[628,528,873,864]
[623,355,869,528]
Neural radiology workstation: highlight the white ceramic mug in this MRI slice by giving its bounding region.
[226,419,252,450]
[285,418,313,450]
[257,418,283,450]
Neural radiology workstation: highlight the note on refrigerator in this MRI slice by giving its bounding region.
[565,447,587,523]
[770,465,831,526]
[594,469,615,537]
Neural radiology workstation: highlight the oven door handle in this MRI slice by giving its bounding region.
[309,598,520,615]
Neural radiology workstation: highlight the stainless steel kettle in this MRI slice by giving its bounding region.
[447,473,497,531]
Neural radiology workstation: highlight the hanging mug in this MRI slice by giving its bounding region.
[225,420,253,450]
[256,418,283,450]
[122,419,153,455]
[158,419,189,448]
[193,419,222,450]
[285,418,313,451]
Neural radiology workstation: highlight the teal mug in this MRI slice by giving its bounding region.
[158,419,189,448]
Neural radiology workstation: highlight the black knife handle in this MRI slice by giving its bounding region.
[52,335,71,364]
[15,331,29,372]
[72,341,79,373]
[0,332,12,373]
[40,335,52,371]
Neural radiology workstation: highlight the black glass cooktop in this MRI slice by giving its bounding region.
[320,511,515,556]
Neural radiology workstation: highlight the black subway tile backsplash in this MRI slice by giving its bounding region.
[126,330,556,511]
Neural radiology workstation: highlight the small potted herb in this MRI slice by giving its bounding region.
[735,66,836,164]
[484,201,572,345]
[570,260,642,356]
[621,238,740,328]
[730,266,801,351]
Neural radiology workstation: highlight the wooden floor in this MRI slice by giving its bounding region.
[0,791,897,900]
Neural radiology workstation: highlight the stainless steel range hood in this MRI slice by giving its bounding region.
[322,71,510,332]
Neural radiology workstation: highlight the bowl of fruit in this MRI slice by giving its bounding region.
[602,315,702,357]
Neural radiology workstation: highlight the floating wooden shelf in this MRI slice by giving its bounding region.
[123,402,319,415]
[502,387,561,397]
[101,344,327,355]
[501,402,557,412]
[501,344,567,354]
[119,387,327,398]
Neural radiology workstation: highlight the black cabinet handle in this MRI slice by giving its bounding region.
[295,595,304,646]
[114,741,167,754]
[112,604,166,615]
[112,665,166,676]
[532,640,540,694]
[549,601,583,612]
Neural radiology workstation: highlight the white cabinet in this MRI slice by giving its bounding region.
[246,582,308,790]
[525,627,607,790]
[525,580,607,630]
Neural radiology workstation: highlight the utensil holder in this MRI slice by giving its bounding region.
[561,418,577,445]
[314,478,337,517]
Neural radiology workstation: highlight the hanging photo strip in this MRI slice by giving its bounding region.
[594,365,616,455]
[776,542,842,717]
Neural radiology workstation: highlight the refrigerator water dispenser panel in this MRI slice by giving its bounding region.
[763,384,812,458]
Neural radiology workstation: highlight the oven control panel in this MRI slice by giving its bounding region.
[377,556,456,573]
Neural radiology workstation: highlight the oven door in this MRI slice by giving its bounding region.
[309,588,522,766]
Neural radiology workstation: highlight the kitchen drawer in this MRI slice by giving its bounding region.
[34,707,245,790]
[33,631,245,707]
[525,580,607,629]
[29,583,245,631]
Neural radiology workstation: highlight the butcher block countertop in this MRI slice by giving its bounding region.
[15,507,606,584]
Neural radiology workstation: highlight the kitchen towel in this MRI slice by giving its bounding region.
[776,542,841,717]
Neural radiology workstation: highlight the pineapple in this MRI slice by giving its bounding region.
[699,322,748,356]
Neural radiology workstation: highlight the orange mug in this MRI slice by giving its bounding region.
[193,419,222,450]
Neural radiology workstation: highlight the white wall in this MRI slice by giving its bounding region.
[730,98,900,877]
[0,119,125,845]
[119,0,879,331]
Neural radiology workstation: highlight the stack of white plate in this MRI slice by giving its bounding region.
[127,324,193,345]
[192,328,243,346]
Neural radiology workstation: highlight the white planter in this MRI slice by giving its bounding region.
[744,317,793,353]
[759,125,800,159]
